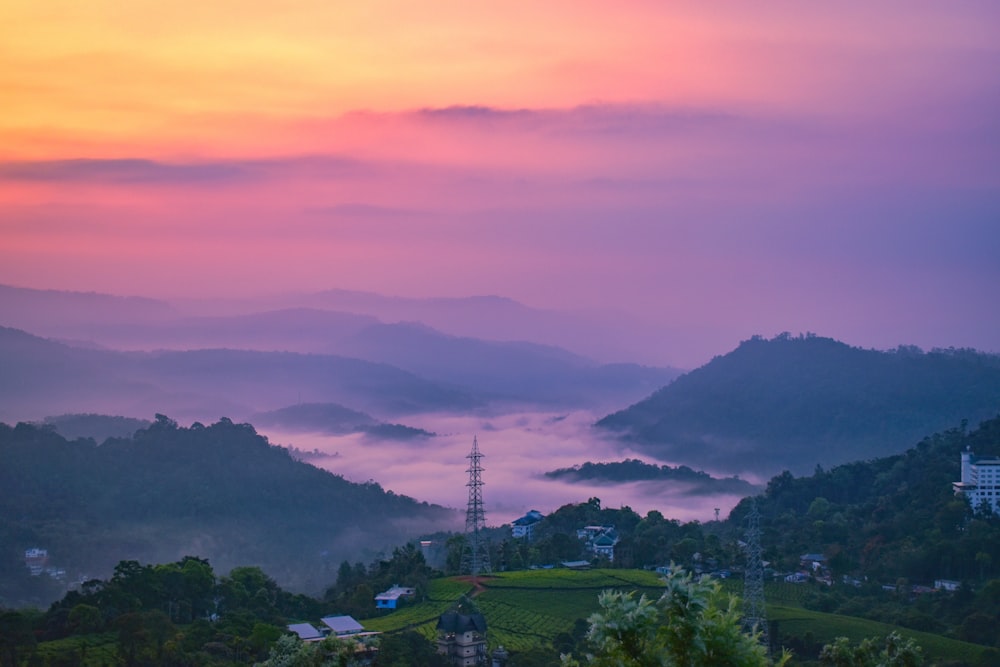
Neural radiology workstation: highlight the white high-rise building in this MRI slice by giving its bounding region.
[954,448,1000,515]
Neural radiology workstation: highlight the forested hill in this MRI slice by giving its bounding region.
[0,417,455,605]
[543,459,757,496]
[728,416,1000,583]
[597,334,1000,475]
[716,418,1000,651]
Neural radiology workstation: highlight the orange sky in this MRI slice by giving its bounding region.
[4,1,994,159]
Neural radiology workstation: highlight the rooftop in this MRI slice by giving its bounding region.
[375,585,416,601]
[513,510,544,526]
[437,612,487,635]
[321,615,365,635]
[287,623,323,641]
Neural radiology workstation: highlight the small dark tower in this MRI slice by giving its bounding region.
[462,436,491,577]
[437,610,488,666]
[742,498,769,653]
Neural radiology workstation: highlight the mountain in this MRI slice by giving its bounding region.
[337,321,678,409]
[252,402,434,439]
[0,417,456,602]
[40,413,152,441]
[0,326,481,423]
[597,334,1000,476]
[182,288,676,365]
[0,284,682,412]
[543,459,758,496]
[0,283,176,333]
[716,417,1000,653]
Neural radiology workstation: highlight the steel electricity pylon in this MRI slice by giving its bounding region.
[462,436,491,577]
[742,498,769,653]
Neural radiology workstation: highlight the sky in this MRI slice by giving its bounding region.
[1,1,999,366]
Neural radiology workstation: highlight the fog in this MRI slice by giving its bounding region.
[259,410,758,527]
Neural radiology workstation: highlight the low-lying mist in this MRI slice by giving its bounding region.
[259,410,758,527]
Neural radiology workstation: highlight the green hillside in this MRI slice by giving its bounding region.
[365,569,664,651]
[0,417,454,607]
[367,570,992,665]
[597,334,1000,475]
[768,604,992,666]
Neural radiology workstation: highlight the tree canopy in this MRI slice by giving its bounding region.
[562,568,789,667]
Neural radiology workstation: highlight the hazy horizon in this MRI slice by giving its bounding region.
[3,281,999,370]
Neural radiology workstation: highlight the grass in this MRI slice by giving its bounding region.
[770,604,992,665]
[362,577,473,637]
[26,570,994,666]
[366,570,993,665]
[483,568,664,589]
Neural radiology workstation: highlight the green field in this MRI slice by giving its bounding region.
[364,569,665,649]
[769,605,993,666]
[27,570,993,665]
[368,570,994,665]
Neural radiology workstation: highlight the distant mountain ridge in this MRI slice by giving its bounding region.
[252,402,435,439]
[0,326,481,423]
[597,334,1000,476]
[40,413,152,441]
[0,283,681,415]
[0,283,175,329]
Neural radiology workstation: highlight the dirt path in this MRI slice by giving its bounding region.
[453,575,493,597]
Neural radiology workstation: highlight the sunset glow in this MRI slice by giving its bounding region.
[2,1,998,365]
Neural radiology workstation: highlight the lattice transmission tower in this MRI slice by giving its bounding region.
[742,498,769,653]
[462,436,491,577]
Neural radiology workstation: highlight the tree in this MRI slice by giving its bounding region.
[67,603,103,634]
[819,632,923,666]
[257,633,367,667]
[115,610,176,667]
[445,535,467,575]
[0,609,38,667]
[562,568,788,667]
[376,631,448,666]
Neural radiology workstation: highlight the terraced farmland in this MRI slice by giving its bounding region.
[366,569,993,665]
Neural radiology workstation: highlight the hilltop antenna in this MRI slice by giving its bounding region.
[462,436,491,578]
[742,498,769,653]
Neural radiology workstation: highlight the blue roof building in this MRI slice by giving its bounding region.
[511,509,544,541]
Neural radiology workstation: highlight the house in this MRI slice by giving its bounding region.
[511,510,544,540]
[935,579,961,592]
[320,615,371,638]
[576,525,613,541]
[799,554,827,571]
[561,560,591,570]
[437,612,487,666]
[576,526,619,561]
[954,448,1000,515]
[24,548,48,576]
[592,531,620,562]
[375,585,416,609]
[287,623,325,642]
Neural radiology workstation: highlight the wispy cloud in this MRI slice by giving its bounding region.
[0,155,370,185]
[411,103,743,138]
[0,158,250,184]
